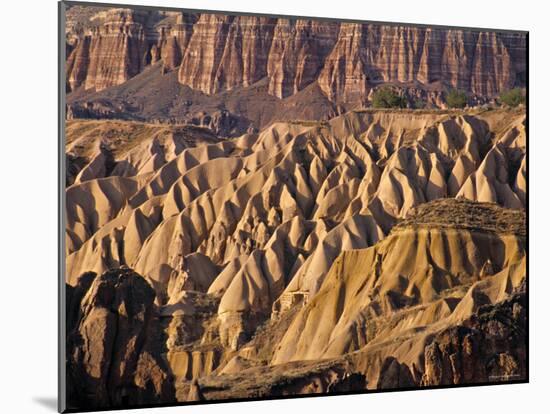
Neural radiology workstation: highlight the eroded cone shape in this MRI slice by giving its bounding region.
[65,107,526,402]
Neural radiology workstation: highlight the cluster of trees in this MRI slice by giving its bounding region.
[370,86,525,109]
[445,89,468,108]
[444,87,526,108]
[499,88,526,107]
[371,87,407,109]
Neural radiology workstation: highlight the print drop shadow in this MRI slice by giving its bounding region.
[32,396,57,412]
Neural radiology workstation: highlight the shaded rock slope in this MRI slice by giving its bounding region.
[65,107,526,406]
[66,268,175,409]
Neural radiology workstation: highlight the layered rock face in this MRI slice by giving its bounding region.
[317,25,518,102]
[178,15,278,94]
[266,19,339,98]
[66,6,527,101]
[66,8,151,91]
[156,13,197,73]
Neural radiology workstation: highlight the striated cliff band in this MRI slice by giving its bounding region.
[65,6,527,136]
[63,3,527,411]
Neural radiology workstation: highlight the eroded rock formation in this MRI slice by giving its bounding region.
[65,106,526,407]
[63,6,527,408]
[421,288,527,386]
[66,268,175,409]
[66,6,527,102]
[66,8,151,91]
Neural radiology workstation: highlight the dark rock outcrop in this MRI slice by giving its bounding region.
[421,289,527,386]
[377,357,416,389]
[66,268,175,409]
[181,359,367,401]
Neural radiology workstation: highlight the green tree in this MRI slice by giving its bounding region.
[500,88,526,107]
[413,98,425,109]
[446,89,468,108]
[372,87,407,109]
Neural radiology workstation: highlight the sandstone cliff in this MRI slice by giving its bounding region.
[66,8,151,91]
[66,6,527,103]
